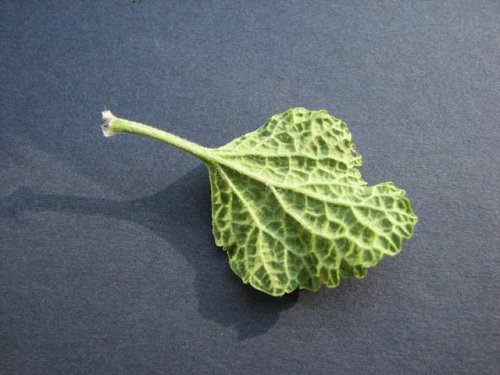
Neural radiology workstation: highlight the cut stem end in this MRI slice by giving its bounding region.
[101,110,117,137]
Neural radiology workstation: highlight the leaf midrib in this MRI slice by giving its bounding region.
[207,151,411,219]
[210,152,408,259]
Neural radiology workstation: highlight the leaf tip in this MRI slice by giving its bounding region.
[101,109,116,137]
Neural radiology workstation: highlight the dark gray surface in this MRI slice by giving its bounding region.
[1,1,499,374]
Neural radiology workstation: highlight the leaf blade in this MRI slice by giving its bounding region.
[210,108,417,296]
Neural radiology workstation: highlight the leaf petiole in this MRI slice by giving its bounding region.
[101,110,211,161]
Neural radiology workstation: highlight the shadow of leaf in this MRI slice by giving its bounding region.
[1,166,298,339]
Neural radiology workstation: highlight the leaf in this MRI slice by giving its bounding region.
[102,107,418,296]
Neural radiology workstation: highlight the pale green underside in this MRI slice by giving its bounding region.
[206,108,417,296]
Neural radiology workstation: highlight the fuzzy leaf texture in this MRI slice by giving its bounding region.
[102,108,417,296]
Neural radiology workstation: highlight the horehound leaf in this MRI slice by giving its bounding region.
[102,108,417,296]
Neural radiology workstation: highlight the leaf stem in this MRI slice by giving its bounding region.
[101,110,211,161]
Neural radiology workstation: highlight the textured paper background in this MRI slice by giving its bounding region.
[1,1,499,374]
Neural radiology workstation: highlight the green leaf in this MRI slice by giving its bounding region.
[102,107,418,296]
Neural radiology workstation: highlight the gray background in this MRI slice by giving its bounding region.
[1,1,499,374]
